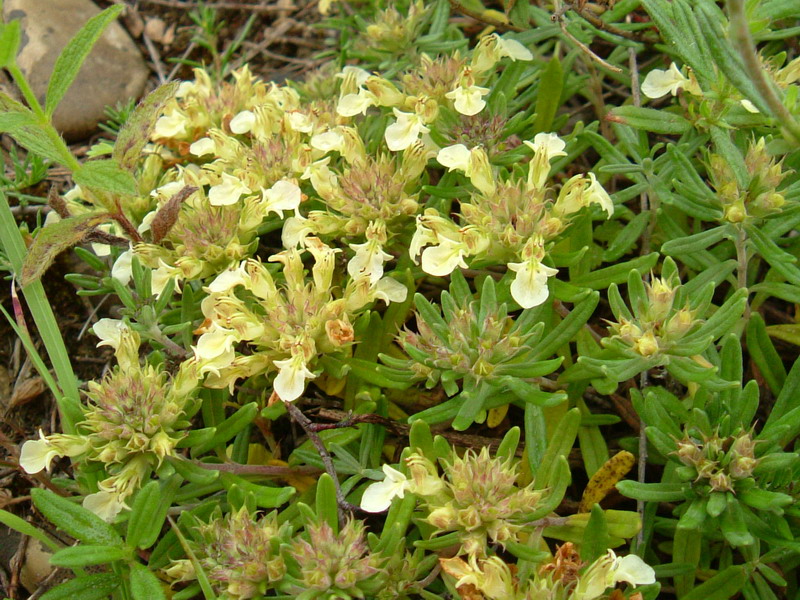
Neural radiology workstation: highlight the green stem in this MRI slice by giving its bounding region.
[727,0,800,146]
[735,226,751,320]
[0,190,81,432]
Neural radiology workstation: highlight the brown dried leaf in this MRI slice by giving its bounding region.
[151,185,197,243]
[21,212,108,286]
[10,376,46,408]
[113,81,179,172]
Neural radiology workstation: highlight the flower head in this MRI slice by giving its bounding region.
[641,63,691,98]
[361,464,411,512]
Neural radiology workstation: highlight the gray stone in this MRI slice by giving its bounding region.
[4,0,150,141]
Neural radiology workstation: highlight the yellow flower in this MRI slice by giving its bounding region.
[208,173,252,206]
[360,464,410,513]
[641,63,691,98]
[507,258,558,308]
[273,354,316,402]
[421,238,469,277]
[445,84,490,116]
[385,109,430,152]
[261,179,302,218]
[229,110,256,134]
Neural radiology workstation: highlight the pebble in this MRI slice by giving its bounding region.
[4,0,150,141]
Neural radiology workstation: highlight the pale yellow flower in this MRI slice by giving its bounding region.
[446,84,490,116]
[273,354,316,402]
[641,63,690,98]
[385,109,430,152]
[360,464,410,513]
[208,173,252,206]
[508,258,558,308]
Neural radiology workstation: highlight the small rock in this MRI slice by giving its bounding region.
[4,0,150,141]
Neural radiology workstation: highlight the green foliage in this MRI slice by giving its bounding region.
[1,0,800,599]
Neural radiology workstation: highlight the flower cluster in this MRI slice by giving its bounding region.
[674,429,759,493]
[440,542,655,600]
[396,271,555,387]
[707,137,788,224]
[411,132,614,308]
[166,508,290,600]
[362,447,543,558]
[285,519,385,598]
[193,242,406,401]
[20,320,199,520]
[605,275,699,359]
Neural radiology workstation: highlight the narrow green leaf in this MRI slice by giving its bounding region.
[746,313,786,395]
[316,473,339,534]
[681,565,747,600]
[611,106,692,135]
[0,508,61,552]
[695,3,770,115]
[191,403,259,456]
[45,5,125,117]
[31,489,123,546]
[50,545,129,568]
[616,480,686,502]
[570,253,659,290]
[166,456,220,485]
[533,56,563,133]
[580,504,609,562]
[130,561,167,600]
[535,408,580,490]
[21,212,107,286]
[40,573,121,600]
[532,292,599,361]
[0,21,21,68]
[661,226,727,255]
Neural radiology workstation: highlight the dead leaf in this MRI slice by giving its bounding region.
[10,377,46,409]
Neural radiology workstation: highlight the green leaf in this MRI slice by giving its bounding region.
[532,291,599,361]
[603,211,650,262]
[764,354,800,430]
[31,488,123,546]
[218,473,295,509]
[130,561,167,600]
[21,212,107,286]
[661,226,728,255]
[748,225,800,286]
[73,159,138,196]
[746,313,786,396]
[50,544,130,568]
[533,56,563,133]
[45,5,125,117]
[452,380,492,431]
[681,565,748,600]
[580,504,609,562]
[535,408,580,490]
[615,480,686,502]
[0,21,21,69]
[166,456,220,485]
[191,403,259,456]
[316,473,339,534]
[695,3,770,115]
[40,573,121,600]
[128,477,179,550]
[673,526,701,595]
[114,81,179,171]
[0,508,61,552]
[525,403,546,479]
[720,495,754,546]
[505,540,550,562]
[570,253,659,290]
[611,106,692,135]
